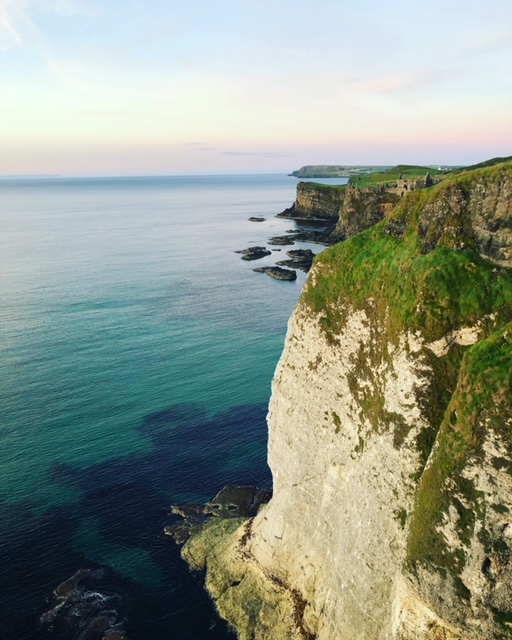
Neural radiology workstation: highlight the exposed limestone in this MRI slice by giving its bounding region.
[166,486,271,544]
[246,307,432,640]
[426,324,483,357]
[182,518,310,640]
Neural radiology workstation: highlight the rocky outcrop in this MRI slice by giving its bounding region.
[166,486,271,544]
[278,182,346,222]
[253,266,297,281]
[235,246,272,260]
[276,249,316,272]
[334,185,399,239]
[279,182,400,243]
[377,163,512,268]
[404,167,512,266]
[181,162,512,639]
[40,567,129,640]
[268,235,296,246]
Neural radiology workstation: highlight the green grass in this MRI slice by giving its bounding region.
[406,323,512,573]
[303,229,511,345]
[349,164,442,189]
[449,155,512,175]
[298,181,346,191]
[413,159,511,191]
[304,161,512,346]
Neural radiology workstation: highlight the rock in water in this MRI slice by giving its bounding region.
[267,235,295,246]
[40,567,129,640]
[248,217,266,222]
[252,266,297,281]
[235,246,272,260]
[276,249,316,272]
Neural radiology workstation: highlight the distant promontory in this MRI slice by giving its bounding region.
[289,164,393,178]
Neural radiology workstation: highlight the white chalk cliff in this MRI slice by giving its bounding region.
[182,162,512,639]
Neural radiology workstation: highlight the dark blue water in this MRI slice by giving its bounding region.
[0,174,331,639]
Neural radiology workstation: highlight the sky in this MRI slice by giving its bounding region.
[1,0,511,175]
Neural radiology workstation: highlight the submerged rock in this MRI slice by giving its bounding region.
[252,266,297,281]
[40,567,129,640]
[235,246,272,260]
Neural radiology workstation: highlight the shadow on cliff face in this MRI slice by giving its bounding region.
[0,402,270,640]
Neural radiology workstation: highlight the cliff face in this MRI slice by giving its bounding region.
[280,182,346,222]
[387,166,512,267]
[334,185,399,239]
[183,163,512,639]
[280,182,399,242]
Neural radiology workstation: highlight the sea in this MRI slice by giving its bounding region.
[0,173,347,640]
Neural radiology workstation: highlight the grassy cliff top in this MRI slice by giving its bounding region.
[297,181,347,191]
[349,164,443,189]
[303,161,512,344]
[448,155,512,174]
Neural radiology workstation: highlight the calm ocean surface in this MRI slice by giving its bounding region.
[0,174,345,639]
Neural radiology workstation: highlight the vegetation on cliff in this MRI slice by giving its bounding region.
[301,161,512,632]
[449,155,512,174]
[304,162,512,343]
[349,164,443,188]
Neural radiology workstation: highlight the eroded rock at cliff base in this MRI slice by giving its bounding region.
[182,519,314,640]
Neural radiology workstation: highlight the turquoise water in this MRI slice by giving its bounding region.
[0,174,325,639]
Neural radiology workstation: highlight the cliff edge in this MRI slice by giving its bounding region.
[182,162,512,639]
